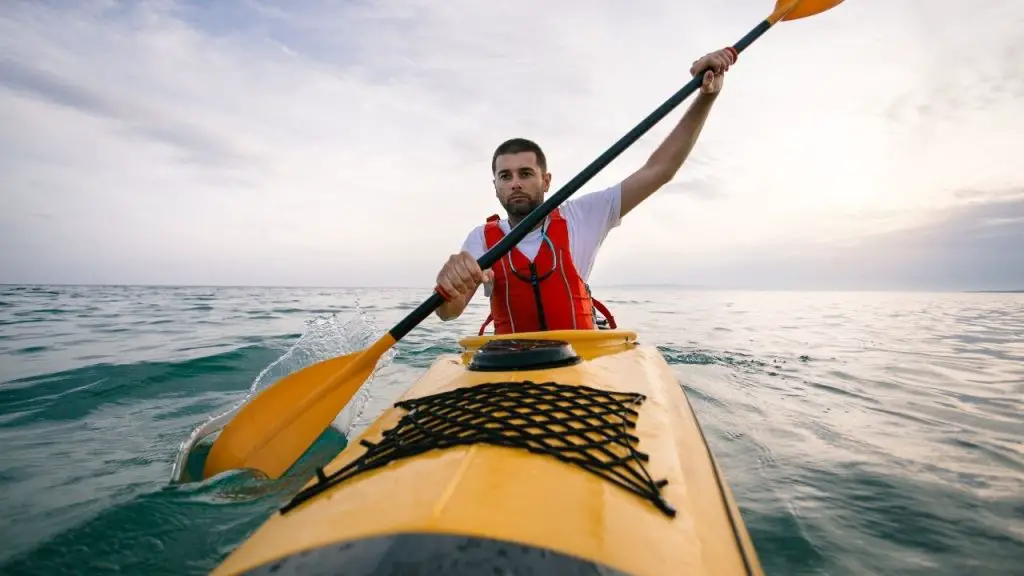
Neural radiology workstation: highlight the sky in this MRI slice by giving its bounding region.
[1,0,1022,290]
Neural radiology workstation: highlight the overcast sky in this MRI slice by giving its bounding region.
[2,0,1022,290]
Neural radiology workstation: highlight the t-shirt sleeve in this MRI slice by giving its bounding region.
[564,182,622,239]
[559,183,622,281]
[460,226,486,260]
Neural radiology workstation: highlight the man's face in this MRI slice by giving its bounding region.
[493,151,551,219]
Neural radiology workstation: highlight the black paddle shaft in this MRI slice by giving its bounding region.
[391,18,775,341]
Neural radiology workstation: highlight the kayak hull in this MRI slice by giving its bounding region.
[212,330,763,576]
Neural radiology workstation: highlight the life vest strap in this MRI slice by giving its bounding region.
[478,313,494,336]
[591,297,617,329]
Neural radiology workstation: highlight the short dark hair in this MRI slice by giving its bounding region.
[491,138,547,174]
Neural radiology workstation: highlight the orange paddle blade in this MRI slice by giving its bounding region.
[770,0,845,23]
[202,333,397,480]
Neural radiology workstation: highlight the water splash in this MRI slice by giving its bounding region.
[168,301,398,484]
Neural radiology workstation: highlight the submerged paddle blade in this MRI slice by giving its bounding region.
[202,337,392,481]
[770,0,845,23]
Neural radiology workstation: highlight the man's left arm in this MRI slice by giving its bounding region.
[619,48,736,219]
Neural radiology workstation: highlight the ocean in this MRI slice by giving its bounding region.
[0,284,1021,575]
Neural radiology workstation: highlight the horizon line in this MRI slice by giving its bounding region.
[1,282,1021,294]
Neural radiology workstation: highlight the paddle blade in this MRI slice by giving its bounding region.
[770,0,845,23]
[202,339,389,481]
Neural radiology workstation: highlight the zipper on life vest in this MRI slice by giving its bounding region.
[528,262,548,331]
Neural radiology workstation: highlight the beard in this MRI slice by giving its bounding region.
[501,195,542,219]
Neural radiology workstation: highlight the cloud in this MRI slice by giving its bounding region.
[0,58,247,168]
[663,177,727,201]
[1,0,1022,289]
[601,191,1024,291]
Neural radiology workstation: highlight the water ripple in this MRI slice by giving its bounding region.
[0,286,1020,575]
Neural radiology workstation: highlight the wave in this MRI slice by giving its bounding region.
[168,302,399,484]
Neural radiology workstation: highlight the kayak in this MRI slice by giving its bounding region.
[211,329,763,576]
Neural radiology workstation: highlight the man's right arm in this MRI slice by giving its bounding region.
[434,230,491,322]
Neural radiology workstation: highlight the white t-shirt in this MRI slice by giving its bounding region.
[460,183,622,297]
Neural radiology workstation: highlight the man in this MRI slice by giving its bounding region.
[434,47,737,334]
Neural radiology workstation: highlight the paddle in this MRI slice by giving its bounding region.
[201,0,846,482]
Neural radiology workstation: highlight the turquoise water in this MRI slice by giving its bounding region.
[1,285,1021,575]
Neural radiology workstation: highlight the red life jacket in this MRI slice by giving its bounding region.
[477,209,617,336]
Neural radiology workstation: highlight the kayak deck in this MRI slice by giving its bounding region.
[212,330,763,576]
[281,379,676,519]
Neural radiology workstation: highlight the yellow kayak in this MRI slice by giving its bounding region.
[212,329,763,576]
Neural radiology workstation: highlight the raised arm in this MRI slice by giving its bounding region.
[619,47,736,218]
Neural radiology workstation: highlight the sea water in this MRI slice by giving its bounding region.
[0,285,1021,575]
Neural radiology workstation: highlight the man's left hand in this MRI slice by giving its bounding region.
[690,48,737,95]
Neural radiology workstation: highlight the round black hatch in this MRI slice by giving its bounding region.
[467,339,581,372]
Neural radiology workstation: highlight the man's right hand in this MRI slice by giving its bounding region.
[435,251,494,303]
